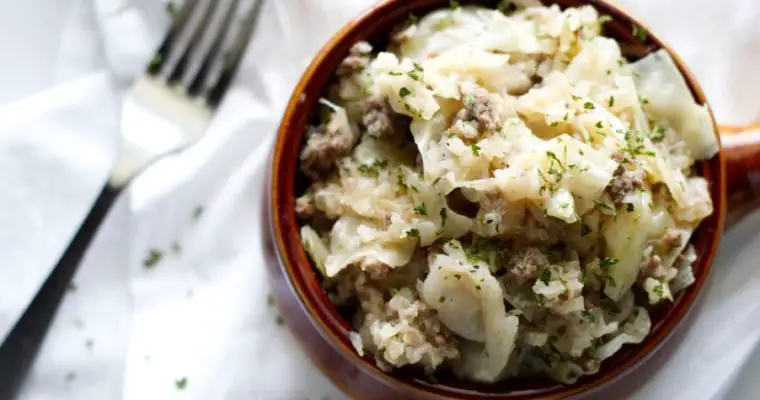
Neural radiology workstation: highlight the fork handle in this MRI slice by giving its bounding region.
[0,183,121,400]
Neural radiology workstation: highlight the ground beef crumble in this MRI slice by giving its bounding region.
[300,122,360,181]
[607,164,644,205]
[336,41,373,77]
[508,247,549,283]
[456,86,501,134]
[362,95,410,139]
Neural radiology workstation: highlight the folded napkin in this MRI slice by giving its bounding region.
[2,0,760,399]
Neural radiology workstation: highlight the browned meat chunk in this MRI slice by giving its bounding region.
[659,230,682,252]
[456,86,501,134]
[508,247,549,283]
[336,41,372,77]
[362,95,409,139]
[300,121,359,181]
[607,164,643,205]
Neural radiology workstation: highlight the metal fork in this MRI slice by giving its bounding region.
[0,0,263,397]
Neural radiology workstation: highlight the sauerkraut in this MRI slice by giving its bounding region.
[296,3,716,385]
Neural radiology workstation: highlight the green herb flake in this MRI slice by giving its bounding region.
[650,123,667,142]
[399,87,412,98]
[584,102,595,110]
[471,144,481,156]
[388,71,403,76]
[608,96,615,108]
[438,295,446,303]
[440,208,448,226]
[405,228,420,238]
[166,1,178,17]
[581,223,591,237]
[453,273,462,280]
[449,0,460,10]
[581,310,596,323]
[464,93,476,107]
[632,25,648,41]
[413,203,428,216]
[600,257,619,269]
[539,268,551,284]
[571,95,582,101]
[149,54,163,69]
[175,377,188,390]
[626,203,634,212]
[653,283,665,297]
[549,121,559,127]
[498,0,515,13]
[143,249,163,269]
[595,121,603,129]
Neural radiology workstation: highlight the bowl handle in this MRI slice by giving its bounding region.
[721,122,760,228]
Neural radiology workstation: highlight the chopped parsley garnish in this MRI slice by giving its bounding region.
[539,268,551,284]
[439,208,448,226]
[600,257,619,269]
[581,310,596,323]
[632,25,648,41]
[453,273,462,280]
[193,206,204,220]
[464,93,476,107]
[396,170,408,189]
[149,54,163,69]
[399,87,412,97]
[166,1,178,17]
[388,71,402,76]
[449,0,460,10]
[407,64,423,81]
[471,144,481,156]
[143,249,163,269]
[581,223,591,237]
[571,95,582,101]
[608,96,615,107]
[357,159,388,176]
[175,377,188,390]
[475,284,482,291]
[413,203,428,216]
[584,102,595,110]
[498,0,515,13]
[405,228,420,238]
[639,95,650,105]
[595,121,603,129]
[549,121,559,127]
[650,123,667,142]
[438,295,446,303]
[653,283,665,297]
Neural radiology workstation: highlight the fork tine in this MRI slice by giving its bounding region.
[167,0,222,85]
[205,0,264,107]
[186,0,241,96]
[147,0,201,76]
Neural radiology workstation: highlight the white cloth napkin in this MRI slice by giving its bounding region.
[2,0,760,399]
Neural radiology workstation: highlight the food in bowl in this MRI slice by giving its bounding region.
[294,1,718,384]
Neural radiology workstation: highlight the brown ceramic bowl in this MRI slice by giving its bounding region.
[265,0,760,398]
